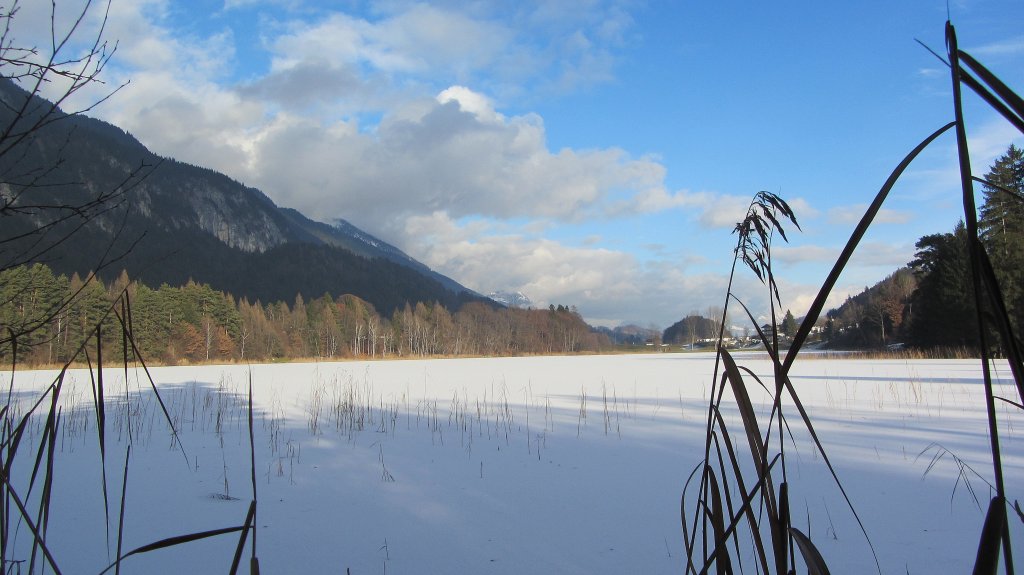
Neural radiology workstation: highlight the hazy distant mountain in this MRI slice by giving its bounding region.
[488,290,533,308]
[0,78,485,314]
[595,324,662,345]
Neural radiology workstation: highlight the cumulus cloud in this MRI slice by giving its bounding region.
[395,211,744,329]
[772,245,840,265]
[235,88,678,239]
[22,1,669,239]
[10,0,772,327]
[849,241,917,269]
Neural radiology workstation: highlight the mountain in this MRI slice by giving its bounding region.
[0,78,485,315]
[595,324,661,346]
[487,290,532,308]
[663,315,720,345]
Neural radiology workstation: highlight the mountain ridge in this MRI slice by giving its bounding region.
[0,78,487,315]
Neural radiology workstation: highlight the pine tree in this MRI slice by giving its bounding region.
[780,309,798,338]
[978,144,1024,334]
[908,224,976,349]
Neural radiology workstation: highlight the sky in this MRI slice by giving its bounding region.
[16,0,1024,329]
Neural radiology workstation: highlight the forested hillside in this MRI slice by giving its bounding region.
[825,268,916,348]
[0,264,609,365]
[662,314,724,346]
[826,145,1023,352]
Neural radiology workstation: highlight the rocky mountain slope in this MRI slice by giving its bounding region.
[0,78,484,314]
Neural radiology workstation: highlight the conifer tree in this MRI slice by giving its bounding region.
[908,224,976,349]
[979,144,1024,333]
[780,309,798,338]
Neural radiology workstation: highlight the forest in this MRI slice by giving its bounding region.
[827,144,1024,352]
[0,266,609,366]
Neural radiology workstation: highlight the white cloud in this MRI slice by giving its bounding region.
[620,189,817,232]
[436,85,503,123]
[624,188,710,214]
[28,1,670,240]
[773,245,840,265]
[9,0,797,328]
[397,211,740,329]
[827,205,912,226]
[966,36,1024,57]
[849,241,916,269]
[265,7,513,77]
[234,89,675,236]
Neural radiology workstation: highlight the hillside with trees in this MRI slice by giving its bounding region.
[825,145,1023,353]
[663,314,723,347]
[825,268,917,348]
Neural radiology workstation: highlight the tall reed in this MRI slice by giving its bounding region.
[2,285,261,573]
[682,21,1023,574]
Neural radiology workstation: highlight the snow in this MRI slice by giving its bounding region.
[7,353,1023,573]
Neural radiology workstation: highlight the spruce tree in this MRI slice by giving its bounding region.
[978,144,1024,334]
[908,224,976,349]
[780,309,798,338]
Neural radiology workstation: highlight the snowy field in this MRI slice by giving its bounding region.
[7,353,1023,573]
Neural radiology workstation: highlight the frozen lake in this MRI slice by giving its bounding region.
[7,353,1023,573]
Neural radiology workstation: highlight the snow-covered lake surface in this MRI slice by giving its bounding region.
[7,353,1023,573]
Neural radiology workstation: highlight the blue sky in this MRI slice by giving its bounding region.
[21,0,1024,329]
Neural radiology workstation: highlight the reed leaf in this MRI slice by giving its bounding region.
[973,176,1024,204]
[782,121,955,373]
[957,70,1024,135]
[27,371,64,504]
[976,246,1024,405]
[719,349,788,571]
[779,373,881,573]
[97,523,248,575]
[957,50,1024,134]
[114,446,130,575]
[247,371,259,567]
[87,327,112,550]
[719,349,768,473]
[790,527,832,575]
[111,306,188,464]
[973,497,1006,575]
[0,468,62,574]
[681,464,703,574]
[31,404,60,574]
[994,396,1024,411]
[229,500,257,575]
[696,454,782,575]
[711,408,771,574]
[775,482,791,574]
[704,467,733,575]
[708,430,752,574]
[725,237,881,572]
[729,294,779,360]
[948,24,1015,572]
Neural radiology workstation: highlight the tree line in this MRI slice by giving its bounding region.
[827,144,1023,352]
[0,266,609,365]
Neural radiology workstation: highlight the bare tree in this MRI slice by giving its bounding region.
[0,0,154,347]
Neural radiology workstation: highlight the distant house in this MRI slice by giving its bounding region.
[760,323,776,337]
